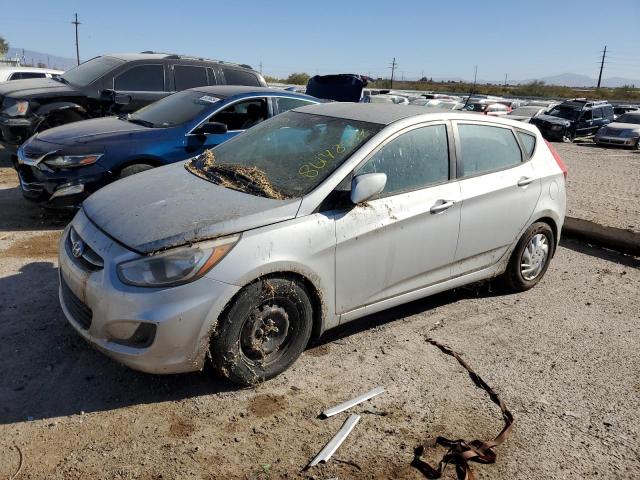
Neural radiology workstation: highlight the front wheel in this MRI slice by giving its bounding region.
[634,139,640,151]
[498,222,555,292]
[119,163,154,178]
[562,130,575,143]
[210,277,314,385]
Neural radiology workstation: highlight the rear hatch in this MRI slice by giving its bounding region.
[305,74,369,102]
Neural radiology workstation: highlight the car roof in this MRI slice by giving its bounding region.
[189,85,316,100]
[293,103,435,125]
[105,53,256,71]
[292,103,542,133]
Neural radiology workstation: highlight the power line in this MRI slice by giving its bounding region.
[72,13,81,65]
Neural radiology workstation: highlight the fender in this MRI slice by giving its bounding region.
[35,102,87,118]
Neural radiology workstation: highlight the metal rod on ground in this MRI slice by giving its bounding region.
[306,414,360,469]
[321,386,385,418]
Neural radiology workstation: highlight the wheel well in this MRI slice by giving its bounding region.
[219,271,325,342]
[117,158,164,174]
[534,216,559,254]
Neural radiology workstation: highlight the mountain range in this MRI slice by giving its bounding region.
[6,48,77,71]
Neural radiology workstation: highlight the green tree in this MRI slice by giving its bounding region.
[0,37,9,57]
[286,72,310,85]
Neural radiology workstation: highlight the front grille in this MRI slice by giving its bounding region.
[66,227,104,271]
[60,275,92,330]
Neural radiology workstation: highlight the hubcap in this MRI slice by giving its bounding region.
[520,233,549,281]
[241,304,290,362]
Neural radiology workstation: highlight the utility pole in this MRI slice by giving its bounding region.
[504,73,508,88]
[259,61,263,74]
[597,45,607,89]
[72,13,81,65]
[389,57,397,88]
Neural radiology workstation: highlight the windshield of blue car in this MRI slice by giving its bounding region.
[546,106,580,120]
[128,91,220,128]
[614,113,640,125]
[61,56,125,87]
[186,111,382,199]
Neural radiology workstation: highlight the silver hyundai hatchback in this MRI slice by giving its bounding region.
[58,103,567,384]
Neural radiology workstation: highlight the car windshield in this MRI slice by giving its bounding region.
[510,107,542,116]
[61,56,125,87]
[185,111,382,199]
[128,91,220,128]
[614,113,640,124]
[547,106,580,120]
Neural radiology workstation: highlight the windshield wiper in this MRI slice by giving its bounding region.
[55,76,69,85]
[127,117,155,128]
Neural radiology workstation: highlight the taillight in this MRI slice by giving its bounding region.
[544,140,568,180]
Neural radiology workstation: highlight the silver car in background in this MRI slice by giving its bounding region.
[594,111,640,149]
[58,103,567,384]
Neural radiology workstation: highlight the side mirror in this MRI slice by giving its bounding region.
[196,122,228,135]
[114,93,132,105]
[350,173,386,204]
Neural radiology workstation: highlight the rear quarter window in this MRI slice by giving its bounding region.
[457,124,522,177]
[222,68,260,86]
[517,131,536,157]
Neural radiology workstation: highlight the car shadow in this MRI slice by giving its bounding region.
[0,185,73,232]
[559,238,640,269]
[0,262,236,425]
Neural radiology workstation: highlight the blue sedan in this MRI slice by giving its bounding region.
[14,86,320,207]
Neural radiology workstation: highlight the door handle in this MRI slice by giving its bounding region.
[430,200,455,214]
[517,176,534,187]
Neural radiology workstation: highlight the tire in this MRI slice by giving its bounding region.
[37,110,85,133]
[119,163,154,178]
[634,139,640,151]
[210,277,314,385]
[561,130,575,143]
[498,222,555,293]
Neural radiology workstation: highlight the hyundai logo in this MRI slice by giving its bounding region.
[71,240,85,259]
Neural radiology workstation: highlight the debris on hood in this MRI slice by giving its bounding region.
[185,149,289,200]
[305,74,369,102]
[411,337,514,480]
[320,386,385,418]
[306,414,361,469]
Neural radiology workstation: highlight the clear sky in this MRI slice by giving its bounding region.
[2,0,640,81]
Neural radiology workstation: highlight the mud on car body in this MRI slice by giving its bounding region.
[13,86,318,208]
[0,52,266,147]
[531,98,613,142]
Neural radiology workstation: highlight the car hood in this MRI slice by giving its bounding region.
[533,114,571,126]
[602,122,640,131]
[34,116,154,145]
[82,161,302,254]
[0,77,80,99]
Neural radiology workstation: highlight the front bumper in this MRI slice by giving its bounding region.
[16,161,113,208]
[0,115,36,146]
[594,134,639,147]
[58,210,241,374]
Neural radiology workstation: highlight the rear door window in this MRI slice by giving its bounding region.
[222,68,260,86]
[114,64,165,91]
[457,124,522,177]
[357,124,450,197]
[604,105,613,118]
[209,98,268,130]
[593,107,603,120]
[174,65,208,91]
[275,97,316,114]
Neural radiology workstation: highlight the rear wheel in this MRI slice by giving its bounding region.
[498,222,555,292]
[210,277,313,385]
[119,163,154,178]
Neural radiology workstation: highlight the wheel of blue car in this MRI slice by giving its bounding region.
[210,277,313,385]
[119,163,154,178]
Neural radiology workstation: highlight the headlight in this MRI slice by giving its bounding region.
[117,235,240,287]
[44,154,102,169]
[621,129,640,137]
[3,100,29,117]
[551,125,563,131]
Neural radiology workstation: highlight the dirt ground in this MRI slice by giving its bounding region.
[0,144,639,479]
[553,140,640,233]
